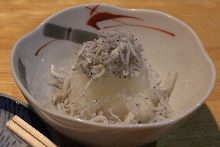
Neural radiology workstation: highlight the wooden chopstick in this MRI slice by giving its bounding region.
[6,115,57,147]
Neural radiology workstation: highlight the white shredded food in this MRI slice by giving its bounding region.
[48,30,177,124]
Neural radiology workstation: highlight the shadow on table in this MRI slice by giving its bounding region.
[157,104,220,147]
[56,104,220,147]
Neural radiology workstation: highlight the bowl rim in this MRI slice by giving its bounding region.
[11,3,216,128]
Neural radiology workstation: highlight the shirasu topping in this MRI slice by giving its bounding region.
[72,29,143,80]
[48,29,177,124]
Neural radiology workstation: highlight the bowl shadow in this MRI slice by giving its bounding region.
[54,104,220,147]
[156,104,220,147]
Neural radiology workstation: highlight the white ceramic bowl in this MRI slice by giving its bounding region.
[11,4,216,147]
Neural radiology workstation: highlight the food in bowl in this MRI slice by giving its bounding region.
[48,29,177,124]
[10,3,216,146]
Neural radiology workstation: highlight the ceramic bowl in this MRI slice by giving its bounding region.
[11,3,216,147]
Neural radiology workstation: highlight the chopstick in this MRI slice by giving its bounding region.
[6,115,57,147]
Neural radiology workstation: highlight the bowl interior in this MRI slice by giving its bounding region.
[12,4,215,122]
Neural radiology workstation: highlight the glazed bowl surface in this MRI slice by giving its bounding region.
[11,4,216,146]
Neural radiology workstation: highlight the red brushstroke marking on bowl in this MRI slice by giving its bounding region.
[35,39,56,56]
[86,5,175,37]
